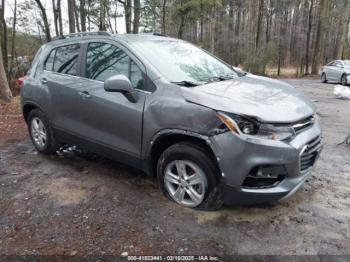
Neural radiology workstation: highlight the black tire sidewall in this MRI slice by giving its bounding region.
[341,75,347,85]
[28,109,57,154]
[157,142,219,208]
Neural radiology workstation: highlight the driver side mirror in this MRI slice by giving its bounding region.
[104,75,138,103]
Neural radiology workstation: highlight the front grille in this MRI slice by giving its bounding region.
[300,135,322,172]
[292,115,315,135]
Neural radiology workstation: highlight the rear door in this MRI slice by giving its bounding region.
[72,41,148,166]
[334,61,344,82]
[325,61,336,80]
[41,43,85,133]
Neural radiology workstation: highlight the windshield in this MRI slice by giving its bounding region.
[132,40,237,84]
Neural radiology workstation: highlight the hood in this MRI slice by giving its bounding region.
[181,74,315,123]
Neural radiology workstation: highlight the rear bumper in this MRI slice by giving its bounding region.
[210,119,322,206]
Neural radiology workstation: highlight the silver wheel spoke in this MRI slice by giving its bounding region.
[187,172,203,186]
[173,186,186,202]
[33,120,39,131]
[165,171,180,185]
[175,160,186,178]
[186,186,202,204]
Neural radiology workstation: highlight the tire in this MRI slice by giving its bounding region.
[341,74,347,86]
[157,142,223,210]
[321,73,327,83]
[27,109,59,154]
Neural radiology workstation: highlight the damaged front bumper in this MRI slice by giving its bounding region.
[210,119,322,206]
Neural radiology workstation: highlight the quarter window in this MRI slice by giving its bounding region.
[44,44,80,76]
[86,42,143,90]
[53,44,80,75]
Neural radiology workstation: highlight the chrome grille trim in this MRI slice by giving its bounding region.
[292,116,315,135]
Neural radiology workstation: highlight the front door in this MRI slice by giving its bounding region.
[74,42,147,166]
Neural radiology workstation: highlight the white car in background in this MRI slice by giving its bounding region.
[321,60,350,85]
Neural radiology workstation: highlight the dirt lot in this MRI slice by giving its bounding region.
[0,79,349,257]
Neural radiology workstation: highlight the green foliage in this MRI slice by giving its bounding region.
[243,42,279,75]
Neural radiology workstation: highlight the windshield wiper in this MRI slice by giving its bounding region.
[171,81,199,87]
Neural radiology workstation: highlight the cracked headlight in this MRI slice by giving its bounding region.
[216,112,259,135]
[216,112,295,141]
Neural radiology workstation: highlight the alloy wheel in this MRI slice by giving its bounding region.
[164,160,207,207]
[30,117,47,148]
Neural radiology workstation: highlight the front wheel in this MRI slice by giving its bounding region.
[341,74,348,86]
[157,142,223,210]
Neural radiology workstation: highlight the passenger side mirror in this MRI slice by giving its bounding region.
[104,75,138,103]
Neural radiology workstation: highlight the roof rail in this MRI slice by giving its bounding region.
[53,31,113,41]
[153,32,168,37]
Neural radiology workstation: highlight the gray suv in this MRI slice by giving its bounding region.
[21,32,322,210]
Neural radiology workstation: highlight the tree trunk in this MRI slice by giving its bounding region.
[68,0,76,33]
[80,0,86,32]
[311,0,326,75]
[125,0,132,33]
[114,2,118,33]
[133,0,140,33]
[161,0,167,34]
[334,0,349,59]
[9,0,17,81]
[255,0,264,50]
[52,0,59,36]
[117,0,131,33]
[178,14,185,39]
[74,2,81,32]
[57,0,63,35]
[228,0,234,64]
[34,0,51,42]
[99,0,107,31]
[305,0,313,75]
[0,0,8,74]
[87,0,91,31]
[0,47,11,102]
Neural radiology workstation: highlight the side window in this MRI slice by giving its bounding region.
[53,44,80,75]
[335,62,343,68]
[86,42,144,89]
[44,49,56,71]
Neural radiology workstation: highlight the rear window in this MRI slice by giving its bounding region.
[44,44,80,76]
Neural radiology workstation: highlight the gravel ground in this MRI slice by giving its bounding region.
[0,79,349,257]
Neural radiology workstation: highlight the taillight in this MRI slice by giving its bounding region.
[16,76,27,89]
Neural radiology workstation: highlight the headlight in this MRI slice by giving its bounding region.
[217,112,259,135]
[216,112,296,141]
[256,124,295,141]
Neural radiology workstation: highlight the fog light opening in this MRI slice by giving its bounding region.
[242,166,286,189]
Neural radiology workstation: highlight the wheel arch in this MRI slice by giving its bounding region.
[146,130,221,177]
[22,102,43,123]
[341,73,347,83]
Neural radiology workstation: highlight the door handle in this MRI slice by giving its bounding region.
[41,78,48,84]
[78,91,92,99]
